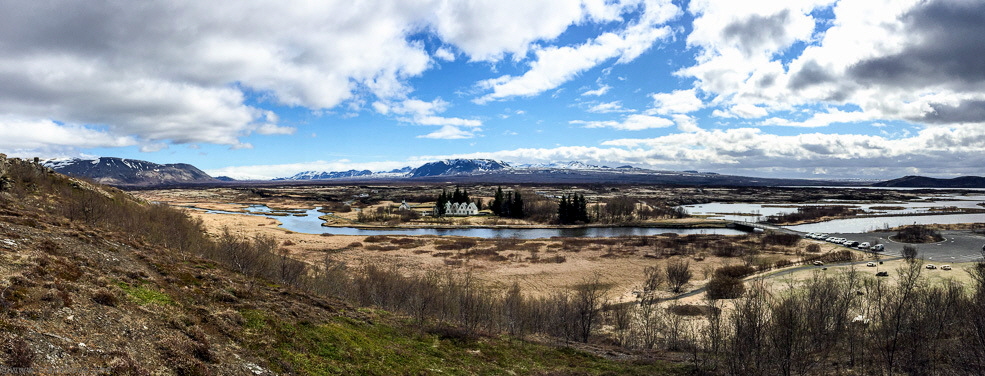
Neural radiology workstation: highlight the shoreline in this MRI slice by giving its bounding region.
[319,220,731,230]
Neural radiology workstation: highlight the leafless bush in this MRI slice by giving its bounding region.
[666,259,693,293]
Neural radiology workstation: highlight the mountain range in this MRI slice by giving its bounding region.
[44,157,216,186]
[872,175,985,188]
[42,156,985,188]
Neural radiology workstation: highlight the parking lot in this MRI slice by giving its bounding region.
[814,230,985,264]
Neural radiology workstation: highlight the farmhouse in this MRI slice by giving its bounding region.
[440,201,478,216]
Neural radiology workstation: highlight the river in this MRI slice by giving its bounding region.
[201,205,745,238]
[202,195,985,238]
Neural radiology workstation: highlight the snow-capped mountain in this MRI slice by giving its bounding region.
[273,170,374,181]
[43,157,215,186]
[408,159,511,177]
[513,161,602,170]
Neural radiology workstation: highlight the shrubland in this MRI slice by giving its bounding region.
[5,156,985,375]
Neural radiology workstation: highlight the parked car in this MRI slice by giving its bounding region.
[813,261,824,266]
[858,242,870,250]
[866,262,876,267]
[846,241,860,247]
[941,265,952,270]
[872,244,885,252]
[926,264,937,270]
[876,271,889,277]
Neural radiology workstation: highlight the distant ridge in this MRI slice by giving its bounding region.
[274,169,374,181]
[873,175,985,188]
[408,159,510,177]
[43,157,215,186]
[267,158,862,186]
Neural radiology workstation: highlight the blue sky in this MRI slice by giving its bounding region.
[2,0,984,179]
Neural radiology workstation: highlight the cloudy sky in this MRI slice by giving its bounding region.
[2,0,983,180]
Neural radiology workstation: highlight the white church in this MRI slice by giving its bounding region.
[439,202,478,216]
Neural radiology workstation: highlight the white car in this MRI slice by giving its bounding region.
[872,244,885,252]
[941,265,952,270]
[866,262,876,267]
[813,261,824,266]
[858,242,870,250]
[926,264,937,270]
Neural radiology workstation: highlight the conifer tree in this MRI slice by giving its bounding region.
[511,190,524,218]
[436,190,448,217]
[492,187,504,216]
[452,187,463,203]
[558,195,571,224]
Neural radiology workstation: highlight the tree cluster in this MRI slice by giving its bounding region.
[490,187,524,219]
[434,187,474,217]
[557,194,589,224]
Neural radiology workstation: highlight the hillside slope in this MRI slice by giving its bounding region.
[0,156,683,374]
[873,175,985,188]
[44,157,216,186]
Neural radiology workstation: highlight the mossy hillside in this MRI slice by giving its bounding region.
[241,310,687,375]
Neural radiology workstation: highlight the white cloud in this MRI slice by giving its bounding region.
[429,0,641,62]
[206,160,412,180]
[0,118,138,157]
[434,47,456,62]
[677,0,985,132]
[672,114,701,132]
[587,101,634,114]
[761,109,878,127]
[374,97,482,134]
[650,89,703,114]
[581,85,612,96]
[416,122,985,178]
[475,0,679,103]
[571,114,674,130]
[417,125,478,139]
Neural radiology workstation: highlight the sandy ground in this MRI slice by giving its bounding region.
[177,206,799,302]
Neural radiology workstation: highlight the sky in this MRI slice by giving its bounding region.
[1,0,984,180]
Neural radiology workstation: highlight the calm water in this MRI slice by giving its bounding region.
[203,195,985,238]
[783,213,985,234]
[683,193,985,222]
[203,205,745,238]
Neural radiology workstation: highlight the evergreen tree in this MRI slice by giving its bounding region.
[577,194,589,223]
[511,190,524,219]
[503,192,513,218]
[492,187,504,216]
[558,195,571,224]
[462,188,471,204]
[452,187,463,203]
[436,190,448,217]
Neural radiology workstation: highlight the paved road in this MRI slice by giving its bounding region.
[821,230,985,263]
[664,256,904,301]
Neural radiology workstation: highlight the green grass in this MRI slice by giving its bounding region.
[116,281,174,306]
[240,310,686,375]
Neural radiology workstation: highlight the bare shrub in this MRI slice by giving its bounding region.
[666,259,693,293]
[902,245,918,262]
[805,243,821,253]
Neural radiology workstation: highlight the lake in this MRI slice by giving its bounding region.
[203,197,985,238]
[201,205,746,238]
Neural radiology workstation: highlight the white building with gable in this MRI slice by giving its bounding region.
[438,202,478,216]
